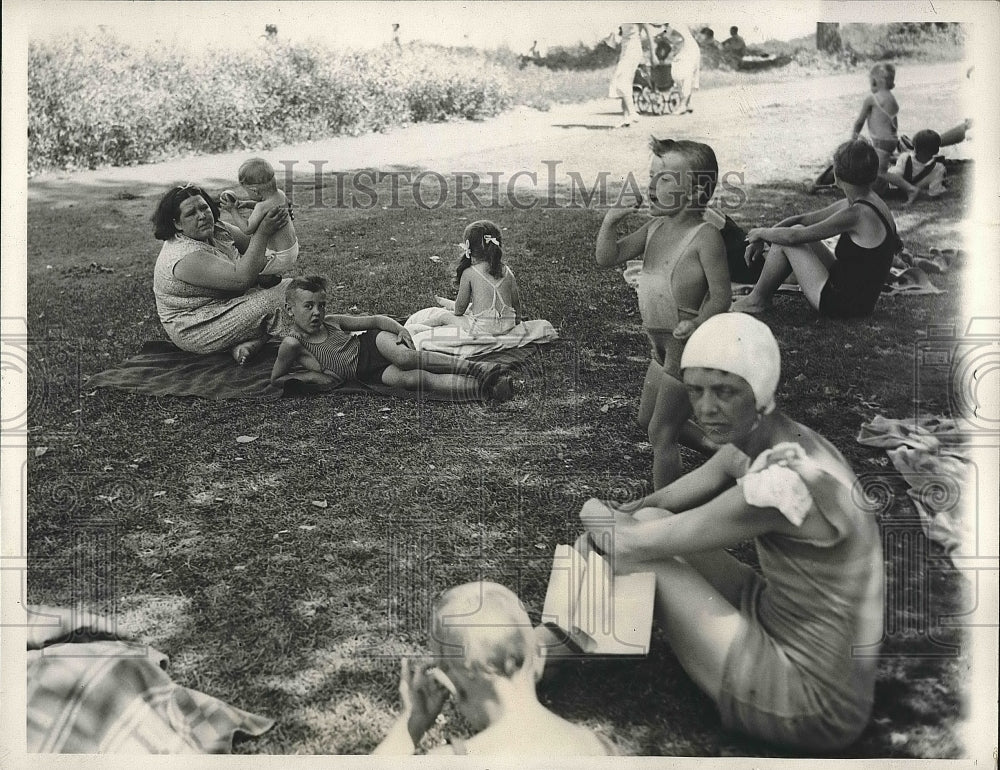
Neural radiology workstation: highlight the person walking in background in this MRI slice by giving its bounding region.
[609,23,657,127]
[392,23,402,52]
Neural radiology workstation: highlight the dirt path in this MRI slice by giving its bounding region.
[29,61,968,201]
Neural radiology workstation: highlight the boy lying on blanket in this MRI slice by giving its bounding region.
[270,276,514,401]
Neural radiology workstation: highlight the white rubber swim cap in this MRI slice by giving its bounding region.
[680,313,781,413]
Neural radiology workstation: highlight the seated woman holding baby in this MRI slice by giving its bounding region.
[565,313,884,751]
[152,184,292,365]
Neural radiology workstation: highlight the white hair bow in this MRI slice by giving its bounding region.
[483,234,500,247]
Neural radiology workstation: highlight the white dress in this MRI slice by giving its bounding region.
[670,24,701,96]
[609,24,644,98]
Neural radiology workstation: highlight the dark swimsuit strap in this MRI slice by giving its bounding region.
[853,198,901,251]
[853,198,894,235]
[909,157,940,185]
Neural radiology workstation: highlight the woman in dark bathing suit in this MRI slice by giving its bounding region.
[732,139,900,318]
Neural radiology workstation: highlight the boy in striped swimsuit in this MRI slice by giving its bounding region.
[270,276,513,401]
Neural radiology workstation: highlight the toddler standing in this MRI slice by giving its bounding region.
[596,137,731,488]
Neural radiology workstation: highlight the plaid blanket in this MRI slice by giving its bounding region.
[27,641,273,753]
[86,340,539,401]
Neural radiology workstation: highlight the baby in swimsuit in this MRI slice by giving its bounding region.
[596,137,731,487]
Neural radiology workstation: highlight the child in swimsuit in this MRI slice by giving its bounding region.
[270,276,513,400]
[851,63,899,191]
[436,220,521,337]
[885,129,947,204]
[596,137,731,488]
[733,139,901,319]
[219,157,299,288]
[373,581,617,756]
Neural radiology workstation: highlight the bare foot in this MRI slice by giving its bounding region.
[730,296,770,315]
[904,187,921,206]
[232,337,267,366]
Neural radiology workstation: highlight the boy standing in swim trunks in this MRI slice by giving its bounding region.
[270,276,512,401]
[596,138,730,487]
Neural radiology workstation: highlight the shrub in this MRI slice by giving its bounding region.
[28,33,513,173]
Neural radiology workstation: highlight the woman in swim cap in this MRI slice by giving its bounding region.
[573,313,885,751]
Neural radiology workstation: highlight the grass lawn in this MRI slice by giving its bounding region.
[26,162,972,757]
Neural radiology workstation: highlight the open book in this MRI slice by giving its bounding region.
[540,544,656,656]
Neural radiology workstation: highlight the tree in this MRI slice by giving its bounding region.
[816,23,841,53]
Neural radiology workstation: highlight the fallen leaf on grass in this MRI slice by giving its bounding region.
[600,404,610,413]
[299,525,318,531]
[379,407,391,412]
[236,435,258,443]
[163,418,176,425]
[34,447,48,458]
[334,412,346,418]
[429,255,442,262]
[233,565,246,571]
[311,500,329,509]
[153,491,166,498]
[534,543,547,550]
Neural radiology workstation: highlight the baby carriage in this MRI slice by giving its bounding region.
[632,62,685,115]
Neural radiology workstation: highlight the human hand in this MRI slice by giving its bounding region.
[219,190,238,209]
[259,205,289,235]
[580,498,647,570]
[672,319,697,340]
[398,658,450,744]
[743,233,766,266]
[396,328,415,349]
[762,442,825,485]
[603,194,644,224]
